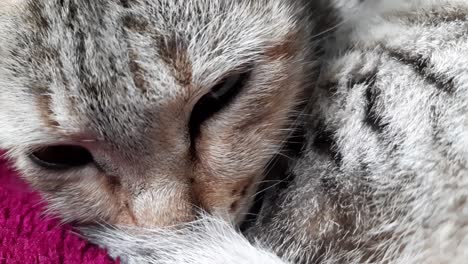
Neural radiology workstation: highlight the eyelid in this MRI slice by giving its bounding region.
[29,151,69,170]
[187,65,253,109]
[210,63,253,89]
[188,67,253,146]
[210,74,242,99]
[29,145,94,170]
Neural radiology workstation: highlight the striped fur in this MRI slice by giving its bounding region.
[2,0,468,263]
[88,1,468,263]
[249,1,468,263]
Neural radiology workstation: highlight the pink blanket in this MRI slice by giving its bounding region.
[0,155,118,264]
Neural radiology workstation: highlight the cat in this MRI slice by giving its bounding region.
[1,0,468,263]
[0,0,319,261]
[0,0,318,227]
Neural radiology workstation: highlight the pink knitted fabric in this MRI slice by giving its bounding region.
[0,155,118,264]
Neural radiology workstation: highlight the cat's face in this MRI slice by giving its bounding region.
[0,0,313,227]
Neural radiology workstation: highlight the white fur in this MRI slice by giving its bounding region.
[83,216,289,264]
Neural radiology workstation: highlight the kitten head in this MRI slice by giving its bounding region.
[0,0,314,227]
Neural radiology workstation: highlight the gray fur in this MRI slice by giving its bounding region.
[85,1,468,263]
[250,1,468,263]
[1,0,468,263]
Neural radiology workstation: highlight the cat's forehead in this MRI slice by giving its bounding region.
[21,0,297,92]
[18,0,297,100]
[122,0,300,91]
[10,0,301,146]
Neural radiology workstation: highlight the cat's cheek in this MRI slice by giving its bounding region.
[190,154,261,222]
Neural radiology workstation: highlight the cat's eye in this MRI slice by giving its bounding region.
[189,70,252,140]
[29,145,94,170]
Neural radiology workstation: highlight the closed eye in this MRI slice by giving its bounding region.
[189,69,252,142]
[29,145,94,170]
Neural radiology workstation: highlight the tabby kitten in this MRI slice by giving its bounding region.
[0,0,316,227]
[1,0,468,264]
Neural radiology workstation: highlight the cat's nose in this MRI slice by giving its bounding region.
[115,185,196,228]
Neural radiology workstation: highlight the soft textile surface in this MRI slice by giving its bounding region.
[0,156,117,264]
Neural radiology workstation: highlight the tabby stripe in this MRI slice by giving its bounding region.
[313,121,342,166]
[364,85,388,133]
[392,8,468,26]
[383,47,455,94]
